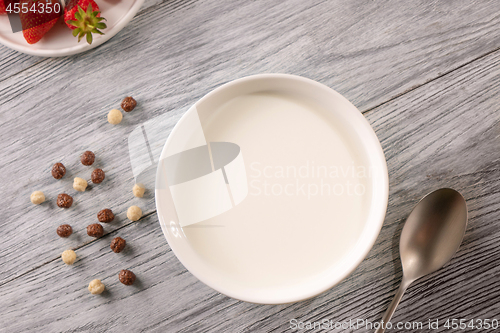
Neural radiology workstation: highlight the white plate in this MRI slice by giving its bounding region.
[0,0,143,57]
[155,74,389,304]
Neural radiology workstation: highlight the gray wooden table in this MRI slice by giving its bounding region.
[1,0,500,332]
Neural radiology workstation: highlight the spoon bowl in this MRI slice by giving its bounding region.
[400,188,468,281]
[375,188,468,333]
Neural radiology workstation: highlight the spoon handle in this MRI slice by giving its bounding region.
[375,278,412,333]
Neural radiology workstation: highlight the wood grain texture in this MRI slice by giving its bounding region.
[2,0,500,110]
[1,0,500,332]
[0,50,42,84]
[0,0,163,80]
[2,0,500,285]
[2,30,500,333]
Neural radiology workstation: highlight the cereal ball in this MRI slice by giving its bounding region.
[88,279,105,295]
[30,191,45,205]
[51,163,66,179]
[97,209,114,223]
[119,270,136,285]
[110,237,126,253]
[73,177,88,192]
[57,224,72,238]
[121,96,137,112]
[81,151,95,166]
[127,206,142,221]
[87,223,104,238]
[108,109,123,125]
[57,193,73,208]
[91,169,105,184]
[132,183,146,198]
[61,250,77,265]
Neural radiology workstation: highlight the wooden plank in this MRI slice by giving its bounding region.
[0,92,180,285]
[2,0,500,285]
[0,0,169,80]
[2,31,500,333]
[0,50,43,83]
[2,0,500,110]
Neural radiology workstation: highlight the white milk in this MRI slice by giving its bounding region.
[183,92,372,289]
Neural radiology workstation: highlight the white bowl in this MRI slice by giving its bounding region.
[0,0,143,57]
[155,74,388,304]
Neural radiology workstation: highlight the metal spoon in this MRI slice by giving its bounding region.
[375,188,468,333]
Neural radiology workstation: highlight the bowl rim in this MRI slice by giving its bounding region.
[155,73,389,304]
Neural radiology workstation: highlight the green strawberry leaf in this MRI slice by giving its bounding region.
[68,3,107,45]
[86,32,92,44]
[67,20,78,28]
[77,5,86,17]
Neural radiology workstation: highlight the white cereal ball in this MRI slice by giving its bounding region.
[73,177,88,192]
[61,250,77,265]
[30,191,45,205]
[127,205,142,221]
[107,109,123,125]
[132,183,146,198]
[88,279,105,295]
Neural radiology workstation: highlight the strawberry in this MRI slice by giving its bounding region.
[19,0,61,44]
[64,0,106,45]
[1,0,7,14]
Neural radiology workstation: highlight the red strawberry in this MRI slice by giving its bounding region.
[0,0,15,15]
[19,0,61,44]
[64,0,106,45]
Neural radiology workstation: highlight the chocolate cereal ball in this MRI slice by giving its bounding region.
[91,169,105,184]
[81,151,95,166]
[57,224,73,238]
[119,270,136,285]
[51,163,66,179]
[57,193,73,208]
[87,223,104,238]
[110,237,126,253]
[97,209,114,223]
[121,96,137,112]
